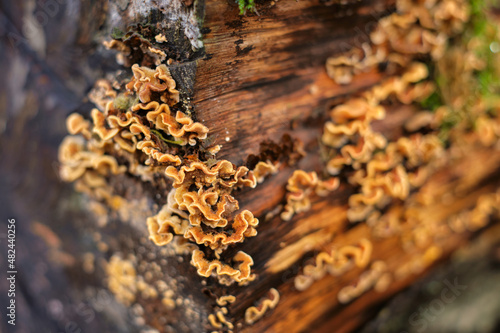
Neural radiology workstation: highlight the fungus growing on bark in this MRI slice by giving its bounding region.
[190,250,255,285]
[156,160,259,262]
[447,190,500,232]
[66,113,91,138]
[56,1,500,329]
[59,57,262,287]
[208,306,234,330]
[281,170,339,221]
[244,288,280,325]
[132,101,208,146]
[321,56,449,223]
[127,64,180,105]
[252,160,280,183]
[58,136,126,182]
[326,43,386,85]
[337,261,389,304]
[294,239,373,291]
[155,34,168,43]
[216,295,236,306]
[103,27,175,67]
[326,0,469,85]
[88,79,117,111]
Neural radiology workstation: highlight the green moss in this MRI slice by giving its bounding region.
[111,27,125,40]
[420,91,443,111]
[467,1,500,95]
[114,95,139,111]
[420,1,500,142]
[438,116,460,143]
[237,0,256,15]
[470,0,487,17]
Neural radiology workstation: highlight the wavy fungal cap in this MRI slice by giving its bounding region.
[59,60,263,288]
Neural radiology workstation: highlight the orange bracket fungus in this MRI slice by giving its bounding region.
[57,0,500,330]
[244,288,280,325]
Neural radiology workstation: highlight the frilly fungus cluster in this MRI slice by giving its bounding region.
[59,53,259,287]
[58,24,295,327]
[281,170,339,221]
[326,0,469,85]
[323,64,445,222]
[284,0,500,304]
[244,288,280,325]
[294,238,372,291]
[59,49,270,330]
[58,0,500,330]
[208,295,238,330]
[321,0,468,227]
[336,261,390,304]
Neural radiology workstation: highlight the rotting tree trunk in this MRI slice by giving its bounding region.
[1,0,500,333]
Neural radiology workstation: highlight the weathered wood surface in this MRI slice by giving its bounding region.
[1,0,500,332]
[196,0,394,164]
[237,147,500,333]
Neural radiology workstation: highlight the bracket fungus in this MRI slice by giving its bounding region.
[55,0,500,330]
[337,261,390,304]
[294,239,373,291]
[281,170,339,221]
[191,250,255,285]
[59,57,262,289]
[326,0,469,85]
[244,288,280,325]
[284,0,500,306]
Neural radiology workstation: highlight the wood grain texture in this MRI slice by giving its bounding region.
[234,147,500,333]
[194,0,395,164]
[189,1,500,332]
